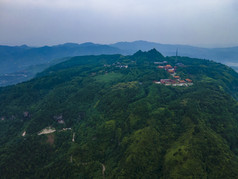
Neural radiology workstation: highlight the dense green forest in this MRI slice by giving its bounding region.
[1,49,238,178]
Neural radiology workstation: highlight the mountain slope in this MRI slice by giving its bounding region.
[1,50,238,178]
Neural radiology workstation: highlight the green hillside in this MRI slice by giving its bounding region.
[1,49,238,178]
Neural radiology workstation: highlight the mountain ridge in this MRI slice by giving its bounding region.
[1,41,238,87]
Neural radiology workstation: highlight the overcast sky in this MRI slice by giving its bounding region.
[0,0,238,47]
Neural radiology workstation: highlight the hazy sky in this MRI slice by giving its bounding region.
[0,0,238,47]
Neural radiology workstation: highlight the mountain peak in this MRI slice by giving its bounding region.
[80,42,97,46]
[133,49,164,60]
[20,44,29,48]
[59,43,80,47]
[148,48,160,54]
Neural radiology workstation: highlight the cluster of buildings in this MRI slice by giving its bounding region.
[154,78,193,86]
[155,63,193,87]
[158,64,177,74]
[154,61,168,65]
[104,62,128,69]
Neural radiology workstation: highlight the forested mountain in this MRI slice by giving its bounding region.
[1,41,238,87]
[1,49,238,178]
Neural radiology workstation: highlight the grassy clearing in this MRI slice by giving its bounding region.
[94,72,123,83]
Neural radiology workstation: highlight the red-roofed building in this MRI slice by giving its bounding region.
[160,79,177,84]
[186,79,192,83]
[158,66,164,69]
[168,69,175,73]
[165,65,172,69]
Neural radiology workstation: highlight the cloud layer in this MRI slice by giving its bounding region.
[0,0,237,47]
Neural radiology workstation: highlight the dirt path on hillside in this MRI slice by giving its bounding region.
[101,163,106,179]
[72,132,75,142]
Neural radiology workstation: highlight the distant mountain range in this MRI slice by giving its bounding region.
[0,42,123,74]
[111,41,238,63]
[0,41,238,86]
